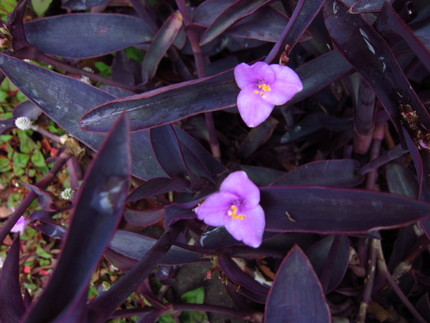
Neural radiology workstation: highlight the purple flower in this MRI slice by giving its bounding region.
[234,61,303,127]
[11,216,29,235]
[195,171,265,248]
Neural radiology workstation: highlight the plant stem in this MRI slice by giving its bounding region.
[357,239,377,323]
[374,239,427,323]
[174,0,221,159]
[0,150,71,244]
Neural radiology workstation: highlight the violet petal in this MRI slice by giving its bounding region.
[195,191,238,227]
[237,86,274,127]
[220,171,260,208]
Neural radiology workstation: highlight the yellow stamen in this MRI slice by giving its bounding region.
[253,83,272,98]
[228,205,246,220]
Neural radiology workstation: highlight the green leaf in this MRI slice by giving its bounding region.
[94,62,112,78]
[157,314,176,323]
[31,149,47,168]
[125,47,144,62]
[17,130,37,153]
[0,135,13,144]
[31,0,53,16]
[36,245,52,259]
[13,152,30,168]
[0,0,17,21]
[0,158,11,172]
[180,287,208,323]
[180,287,205,304]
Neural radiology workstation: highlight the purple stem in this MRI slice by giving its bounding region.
[0,150,71,244]
[174,0,221,160]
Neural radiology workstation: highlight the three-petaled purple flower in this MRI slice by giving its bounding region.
[234,61,303,127]
[195,171,265,248]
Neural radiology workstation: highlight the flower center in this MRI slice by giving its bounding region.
[253,82,272,98]
[227,205,246,220]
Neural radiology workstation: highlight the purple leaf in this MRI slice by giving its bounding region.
[192,0,236,27]
[349,0,385,13]
[265,246,330,322]
[124,208,165,227]
[376,3,430,71]
[80,71,238,132]
[24,14,153,58]
[107,230,204,268]
[0,54,166,180]
[200,0,273,45]
[0,237,25,323]
[141,11,183,83]
[61,0,110,10]
[13,101,42,121]
[272,159,363,187]
[22,114,130,323]
[127,177,190,202]
[307,235,350,292]
[262,186,430,233]
[322,0,430,135]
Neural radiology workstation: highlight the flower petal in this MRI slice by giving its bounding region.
[234,62,275,89]
[225,205,265,248]
[195,191,238,227]
[237,86,274,127]
[263,65,303,105]
[220,171,260,208]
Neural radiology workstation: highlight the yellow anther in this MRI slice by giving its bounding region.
[228,205,246,220]
[258,83,271,92]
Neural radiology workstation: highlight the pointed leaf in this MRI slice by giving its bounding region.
[322,0,430,134]
[80,50,352,132]
[108,230,204,267]
[0,54,166,179]
[141,11,183,83]
[265,246,330,322]
[22,114,130,323]
[0,237,25,323]
[200,0,272,45]
[127,177,190,202]
[124,208,165,227]
[262,186,430,233]
[24,14,153,58]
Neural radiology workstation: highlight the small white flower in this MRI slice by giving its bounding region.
[61,188,75,200]
[15,116,33,130]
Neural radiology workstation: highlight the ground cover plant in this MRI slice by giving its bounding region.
[0,0,429,322]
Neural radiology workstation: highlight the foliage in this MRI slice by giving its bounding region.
[0,0,429,322]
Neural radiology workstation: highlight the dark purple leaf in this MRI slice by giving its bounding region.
[0,54,166,180]
[218,253,269,296]
[22,183,55,211]
[265,0,326,63]
[80,71,238,132]
[24,14,153,58]
[307,235,350,292]
[0,237,25,323]
[386,163,419,198]
[376,3,430,71]
[227,6,304,43]
[238,116,277,159]
[32,222,67,240]
[262,186,430,233]
[200,0,272,45]
[349,0,385,13]
[272,159,363,187]
[61,0,110,10]
[359,144,408,175]
[239,165,287,186]
[141,11,183,83]
[127,177,190,202]
[288,49,353,105]
[265,246,330,322]
[80,50,352,133]
[322,0,430,134]
[108,230,204,267]
[173,125,226,180]
[150,125,189,179]
[416,293,430,321]
[0,119,15,134]
[22,114,130,323]
[87,222,184,321]
[124,208,165,227]
[192,0,236,27]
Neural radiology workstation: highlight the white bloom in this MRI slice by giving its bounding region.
[15,116,33,130]
[61,188,75,200]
